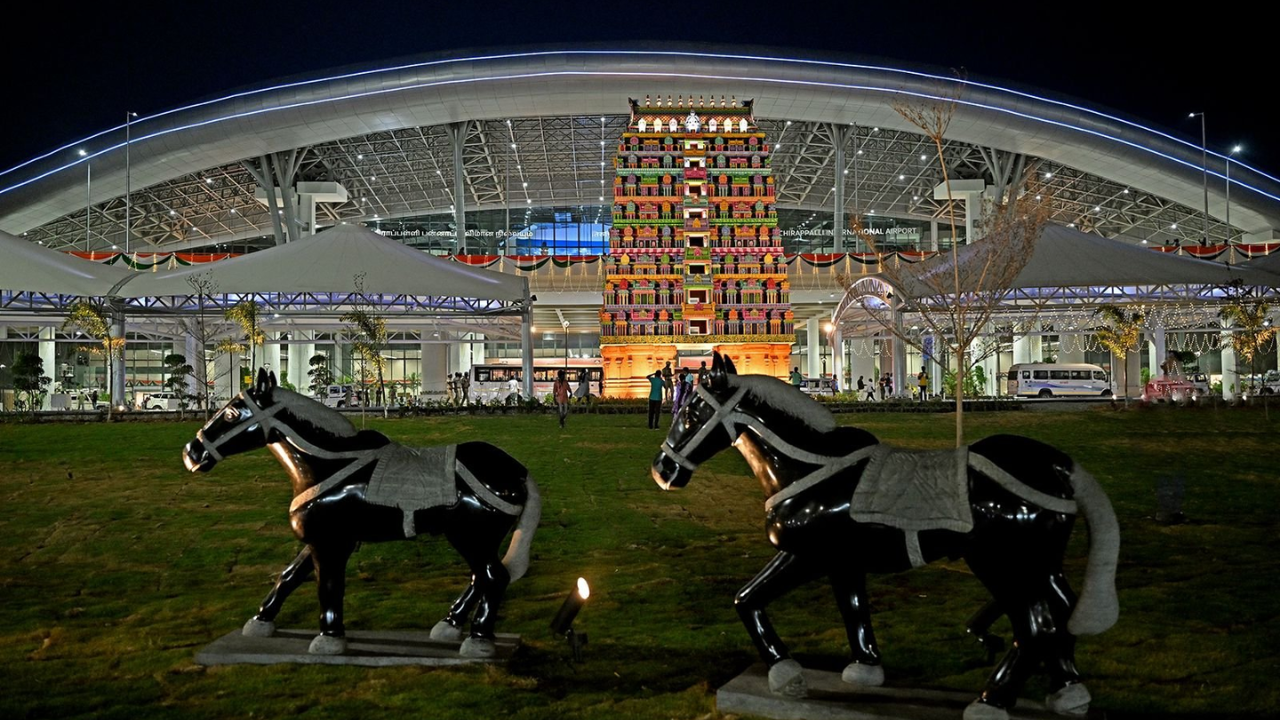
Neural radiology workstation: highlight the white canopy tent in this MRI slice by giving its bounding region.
[897,223,1280,300]
[0,230,133,297]
[114,224,527,301]
[113,224,535,396]
[834,224,1280,398]
[1245,249,1280,275]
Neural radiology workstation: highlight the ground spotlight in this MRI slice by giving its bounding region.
[550,577,590,661]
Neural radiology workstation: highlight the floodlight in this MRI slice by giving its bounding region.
[550,577,591,662]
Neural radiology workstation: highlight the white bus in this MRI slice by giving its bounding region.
[469,361,604,403]
[1006,363,1112,398]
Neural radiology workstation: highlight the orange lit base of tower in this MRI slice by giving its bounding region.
[600,341,793,399]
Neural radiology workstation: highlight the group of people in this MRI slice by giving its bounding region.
[646,360,708,430]
[550,368,595,428]
[854,370,930,402]
[445,372,471,405]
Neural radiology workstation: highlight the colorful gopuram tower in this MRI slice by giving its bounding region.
[600,95,794,397]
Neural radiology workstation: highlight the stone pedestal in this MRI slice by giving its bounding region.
[601,344,677,399]
[716,664,1099,720]
[195,628,520,667]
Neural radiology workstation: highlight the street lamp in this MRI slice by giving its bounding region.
[1188,113,1209,245]
[1226,145,1243,246]
[124,111,138,255]
[80,150,92,251]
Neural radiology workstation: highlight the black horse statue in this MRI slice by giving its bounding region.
[652,354,1118,720]
[184,369,540,657]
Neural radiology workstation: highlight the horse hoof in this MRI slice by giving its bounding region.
[767,659,807,698]
[459,637,496,658]
[1046,683,1091,716]
[841,661,885,687]
[430,621,465,642]
[308,634,347,655]
[241,618,275,638]
[963,700,1009,720]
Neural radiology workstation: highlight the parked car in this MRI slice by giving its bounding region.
[143,392,183,411]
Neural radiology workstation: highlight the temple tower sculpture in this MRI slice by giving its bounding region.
[600,95,794,397]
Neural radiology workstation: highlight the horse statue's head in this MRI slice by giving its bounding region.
[652,352,846,491]
[184,368,283,472]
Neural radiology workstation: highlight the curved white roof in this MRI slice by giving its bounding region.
[3,46,1279,246]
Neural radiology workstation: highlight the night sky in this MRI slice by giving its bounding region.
[2,2,1271,178]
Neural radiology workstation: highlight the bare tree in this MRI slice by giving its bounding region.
[180,273,237,417]
[846,78,1051,446]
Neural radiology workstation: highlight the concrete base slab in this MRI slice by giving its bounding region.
[195,628,520,667]
[717,664,1100,720]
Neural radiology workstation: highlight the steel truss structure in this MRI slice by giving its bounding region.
[834,276,1279,342]
[21,118,1238,254]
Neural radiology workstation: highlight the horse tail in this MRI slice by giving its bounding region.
[502,474,541,583]
[1066,463,1120,635]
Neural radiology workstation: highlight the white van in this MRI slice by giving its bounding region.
[321,384,353,408]
[1007,363,1111,398]
[143,391,183,411]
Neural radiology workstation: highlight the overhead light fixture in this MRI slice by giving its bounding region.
[550,577,591,662]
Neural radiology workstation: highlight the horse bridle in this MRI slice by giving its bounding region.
[196,392,284,462]
[660,384,750,472]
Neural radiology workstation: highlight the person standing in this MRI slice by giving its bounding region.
[461,370,471,406]
[553,369,572,429]
[507,375,520,404]
[696,360,709,387]
[671,370,690,422]
[789,366,804,388]
[917,369,929,402]
[860,376,876,402]
[647,370,664,429]
[662,361,674,402]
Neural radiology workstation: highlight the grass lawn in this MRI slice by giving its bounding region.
[1,404,1278,719]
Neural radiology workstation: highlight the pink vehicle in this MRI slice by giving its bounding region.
[1142,356,1200,402]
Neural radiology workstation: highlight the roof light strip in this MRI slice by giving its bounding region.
[5,50,1274,186]
[2,67,1274,210]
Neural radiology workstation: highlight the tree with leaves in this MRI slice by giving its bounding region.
[224,298,266,382]
[162,353,194,418]
[341,273,389,418]
[1219,279,1277,396]
[11,352,51,415]
[848,78,1051,446]
[308,352,334,397]
[64,299,125,420]
[1093,305,1144,406]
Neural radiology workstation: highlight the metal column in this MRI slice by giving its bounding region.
[449,122,468,254]
[38,327,56,410]
[833,124,849,252]
[806,317,821,379]
[521,306,534,399]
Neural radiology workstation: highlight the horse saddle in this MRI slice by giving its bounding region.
[366,444,459,535]
[851,445,974,535]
